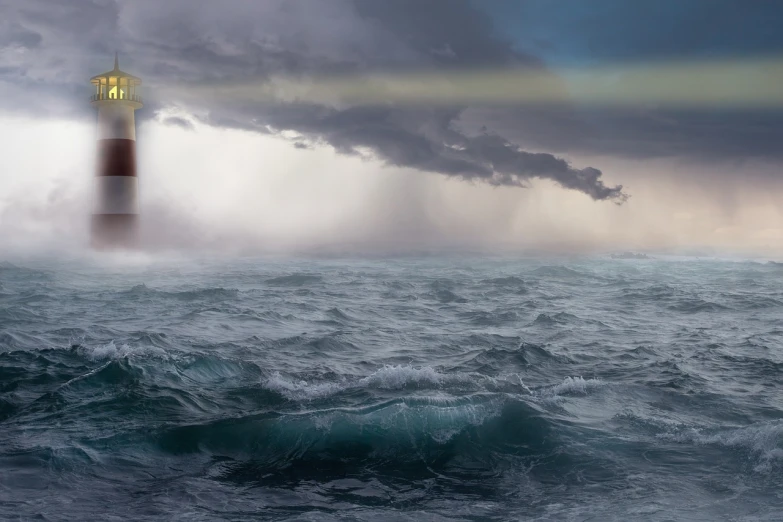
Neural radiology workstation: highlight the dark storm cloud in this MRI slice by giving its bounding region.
[0,0,627,201]
[461,105,783,163]
[241,103,625,200]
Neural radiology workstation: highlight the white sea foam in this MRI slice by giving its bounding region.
[548,376,606,396]
[75,340,167,362]
[306,396,506,444]
[265,365,485,401]
[425,401,502,443]
[77,340,136,361]
[265,371,344,401]
[659,421,783,471]
[265,365,532,402]
[359,365,445,389]
[402,394,473,407]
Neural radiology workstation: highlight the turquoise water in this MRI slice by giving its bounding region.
[1,256,782,520]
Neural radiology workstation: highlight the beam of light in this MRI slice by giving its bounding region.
[166,56,783,109]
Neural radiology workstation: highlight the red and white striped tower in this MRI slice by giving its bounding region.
[89,54,143,249]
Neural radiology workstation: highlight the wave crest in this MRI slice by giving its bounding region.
[264,365,461,401]
[659,420,783,472]
[546,376,606,397]
[153,396,557,482]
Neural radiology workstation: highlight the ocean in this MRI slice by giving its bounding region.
[1,255,782,521]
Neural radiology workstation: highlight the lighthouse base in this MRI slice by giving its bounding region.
[91,214,139,250]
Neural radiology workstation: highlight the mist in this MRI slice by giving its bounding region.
[1,113,783,259]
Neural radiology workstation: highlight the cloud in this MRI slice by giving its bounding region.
[4,0,783,198]
[195,102,625,201]
[0,0,626,202]
[0,21,42,49]
[161,116,194,131]
[2,116,783,257]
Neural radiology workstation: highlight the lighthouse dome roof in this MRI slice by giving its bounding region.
[90,54,142,85]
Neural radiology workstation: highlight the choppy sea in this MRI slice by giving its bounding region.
[1,255,782,521]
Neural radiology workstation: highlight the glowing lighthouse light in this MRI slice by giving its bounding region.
[89,53,143,249]
[108,85,125,99]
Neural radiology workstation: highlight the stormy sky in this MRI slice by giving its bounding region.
[1,0,783,255]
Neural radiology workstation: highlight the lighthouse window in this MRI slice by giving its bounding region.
[108,85,126,99]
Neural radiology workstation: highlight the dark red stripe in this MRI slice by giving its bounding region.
[91,214,139,250]
[96,139,137,177]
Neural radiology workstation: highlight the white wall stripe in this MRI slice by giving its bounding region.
[94,176,139,214]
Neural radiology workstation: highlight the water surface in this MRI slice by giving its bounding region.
[1,256,782,520]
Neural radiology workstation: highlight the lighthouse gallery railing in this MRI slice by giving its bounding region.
[90,93,143,103]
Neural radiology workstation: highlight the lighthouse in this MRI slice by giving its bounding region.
[89,54,143,249]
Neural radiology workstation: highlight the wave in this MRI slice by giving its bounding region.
[533,313,563,326]
[721,293,783,310]
[59,358,142,390]
[69,341,266,387]
[622,359,707,391]
[123,284,238,301]
[265,274,323,286]
[530,265,591,279]
[176,355,264,386]
[666,298,730,313]
[0,262,52,281]
[482,275,525,286]
[265,371,345,401]
[5,292,52,305]
[0,347,88,390]
[358,365,448,390]
[621,283,679,299]
[153,396,562,483]
[458,342,571,374]
[73,340,167,362]
[0,397,16,422]
[459,309,519,326]
[428,288,467,304]
[617,345,659,361]
[173,288,239,300]
[255,310,297,322]
[532,312,588,326]
[303,335,361,355]
[264,365,466,401]
[717,354,783,374]
[544,376,607,397]
[263,365,596,405]
[125,283,154,295]
[0,330,56,351]
[659,420,783,472]
[0,305,46,326]
[480,276,529,294]
[325,307,353,321]
[519,343,571,365]
[382,280,415,290]
[423,279,468,304]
